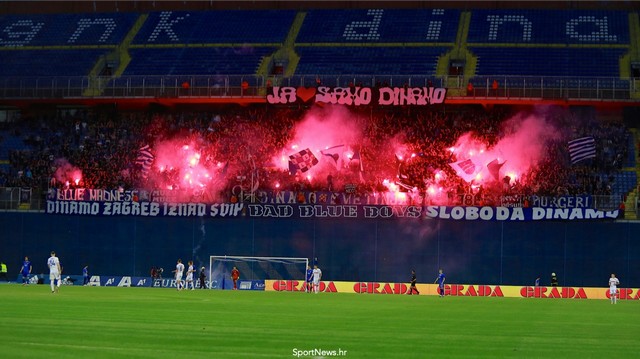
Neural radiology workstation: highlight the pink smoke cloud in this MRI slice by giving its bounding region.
[273,105,366,189]
[53,158,83,187]
[451,110,562,186]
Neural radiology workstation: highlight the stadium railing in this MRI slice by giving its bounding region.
[0,187,44,211]
[0,186,624,213]
[0,74,637,101]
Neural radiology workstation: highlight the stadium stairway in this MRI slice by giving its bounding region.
[257,11,306,93]
[622,12,640,100]
[437,11,477,95]
[83,14,149,97]
[624,128,640,219]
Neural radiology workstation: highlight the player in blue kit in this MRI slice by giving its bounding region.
[306,265,313,293]
[82,265,89,286]
[21,256,32,285]
[434,269,445,297]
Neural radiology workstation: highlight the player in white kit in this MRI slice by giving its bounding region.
[609,273,620,304]
[185,260,195,290]
[47,251,61,293]
[173,259,185,291]
[312,265,322,294]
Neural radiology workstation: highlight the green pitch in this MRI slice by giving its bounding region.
[1,285,639,358]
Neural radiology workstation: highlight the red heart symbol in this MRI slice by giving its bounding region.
[296,87,316,102]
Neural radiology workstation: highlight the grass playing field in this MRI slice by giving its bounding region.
[1,284,639,359]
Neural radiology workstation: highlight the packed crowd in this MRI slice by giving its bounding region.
[0,104,631,205]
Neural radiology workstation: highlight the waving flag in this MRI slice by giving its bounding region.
[395,180,414,192]
[352,149,365,183]
[321,145,345,169]
[288,148,319,174]
[135,145,155,178]
[487,159,506,180]
[568,137,596,164]
[449,158,482,183]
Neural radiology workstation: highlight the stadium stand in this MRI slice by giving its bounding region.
[0,103,633,213]
[2,2,640,292]
[0,6,637,214]
[0,8,635,82]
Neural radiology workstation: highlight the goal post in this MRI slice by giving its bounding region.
[208,255,309,290]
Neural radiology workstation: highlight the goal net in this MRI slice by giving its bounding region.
[208,255,309,290]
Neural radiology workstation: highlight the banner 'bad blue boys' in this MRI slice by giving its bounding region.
[45,200,618,221]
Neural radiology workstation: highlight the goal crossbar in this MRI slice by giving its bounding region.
[211,255,309,262]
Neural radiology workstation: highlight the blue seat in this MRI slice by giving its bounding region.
[0,13,138,46]
[124,47,276,76]
[0,49,110,77]
[133,10,296,44]
[467,9,629,44]
[469,47,626,77]
[295,46,447,75]
[297,9,459,43]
